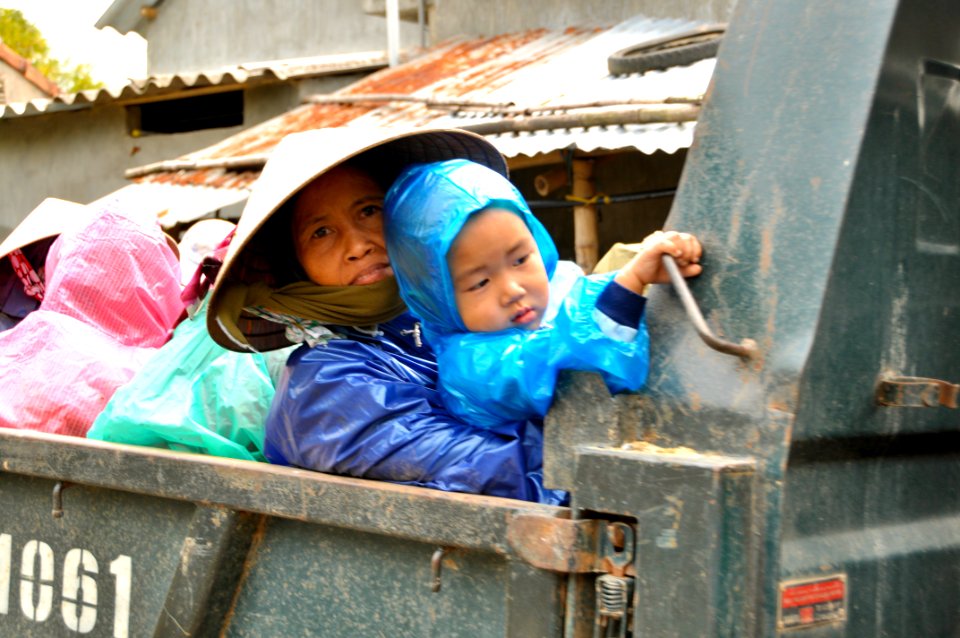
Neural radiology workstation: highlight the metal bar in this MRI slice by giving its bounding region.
[661,254,758,359]
[527,188,676,210]
[152,506,251,638]
[0,429,566,557]
[386,0,400,67]
[430,547,448,592]
[418,0,426,49]
[51,481,70,519]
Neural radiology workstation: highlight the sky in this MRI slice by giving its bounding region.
[0,0,146,90]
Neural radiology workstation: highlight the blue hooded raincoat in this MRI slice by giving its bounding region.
[384,160,651,430]
[264,312,565,504]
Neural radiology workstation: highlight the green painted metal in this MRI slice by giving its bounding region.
[0,474,196,637]
[549,0,959,635]
[0,430,570,636]
[1,0,957,635]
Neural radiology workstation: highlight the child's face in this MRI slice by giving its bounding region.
[291,165,392,287]
[447,208,549,332]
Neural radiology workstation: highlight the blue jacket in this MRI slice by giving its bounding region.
[384,159,650,430]
[264,312,567,504]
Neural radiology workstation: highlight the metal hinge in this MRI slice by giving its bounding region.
[876,376,958,408]
[505,515,637,636]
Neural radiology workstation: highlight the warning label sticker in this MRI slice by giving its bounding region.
[778,574,847,630]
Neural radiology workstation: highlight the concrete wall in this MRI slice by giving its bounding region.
[142,0,423,74]
[429,0,736,41]
[140,0,735,75]
[0,105,228,236]
[0,66,50,104]
[0,75,360,236]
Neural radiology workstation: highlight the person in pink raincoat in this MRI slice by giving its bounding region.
[0,205,184,437]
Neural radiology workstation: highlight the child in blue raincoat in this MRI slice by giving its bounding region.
[383,159,703,430]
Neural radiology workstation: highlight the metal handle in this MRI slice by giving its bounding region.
[661,254,757,360]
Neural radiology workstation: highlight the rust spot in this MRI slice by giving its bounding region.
[506,514,599,573]
[768,400,792,412]
[688,391,702,411]
[219,515,268,636]
[759,226,773,275]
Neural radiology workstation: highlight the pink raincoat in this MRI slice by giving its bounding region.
[0,208,183,436]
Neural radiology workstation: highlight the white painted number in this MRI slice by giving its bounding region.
[20,540,55,622]
[62,548,98,633]
[0,536,132,635]
[0,534,10,615]
[109,555,131,638]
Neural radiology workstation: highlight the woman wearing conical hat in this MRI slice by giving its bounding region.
[0,202,183,436]
[207,126,566,504]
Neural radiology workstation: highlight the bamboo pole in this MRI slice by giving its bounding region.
[534,166,568,197]
[459,104,699,135]
[572,159,598,272]
[124,155,269,179]
[304,94,700,113]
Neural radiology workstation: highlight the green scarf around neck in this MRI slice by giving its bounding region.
[216,276,406,349]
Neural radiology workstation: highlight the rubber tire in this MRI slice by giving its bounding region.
[607,24,726,75]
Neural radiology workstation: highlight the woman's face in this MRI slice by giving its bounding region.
[291,164,393,287]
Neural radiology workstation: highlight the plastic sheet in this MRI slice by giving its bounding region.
[0,208,183,436]
[384,160,649,429]
[89,304,292,462]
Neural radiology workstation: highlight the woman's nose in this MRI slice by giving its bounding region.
[344,228,376,261]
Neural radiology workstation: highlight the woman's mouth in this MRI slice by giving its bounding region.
[351,263,393,285]
[511,307,539,327]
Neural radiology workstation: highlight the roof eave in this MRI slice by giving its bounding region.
[95,0,163,35]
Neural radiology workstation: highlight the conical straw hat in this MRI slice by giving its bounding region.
[0,197,91,260]
[207,126,507,352]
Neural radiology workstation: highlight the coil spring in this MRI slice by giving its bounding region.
[596,574,632,618]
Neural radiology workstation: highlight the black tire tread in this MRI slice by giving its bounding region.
[608,25,726,75]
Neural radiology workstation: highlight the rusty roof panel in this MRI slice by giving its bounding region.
[132,14,715,197]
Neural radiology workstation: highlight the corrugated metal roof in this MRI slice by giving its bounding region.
[136,14,715,196]
[95,0,167,35]
[0,51,390,120]
[26,15,713,227]
[92,182,251,229]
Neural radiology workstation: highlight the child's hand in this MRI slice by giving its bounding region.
[614,231,703,295]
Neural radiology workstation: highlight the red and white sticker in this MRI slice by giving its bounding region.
[778,574,847,630]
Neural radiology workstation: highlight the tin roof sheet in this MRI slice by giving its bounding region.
[136,14,715,195]
[16,15,714,227]
[0,51,390,120]
[92,182,251,229]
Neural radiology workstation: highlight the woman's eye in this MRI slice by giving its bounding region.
[467,278,489,292]
[312,227,331,239]
[360,204,382,218]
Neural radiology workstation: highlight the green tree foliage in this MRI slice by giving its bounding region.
[0,8,103,93]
